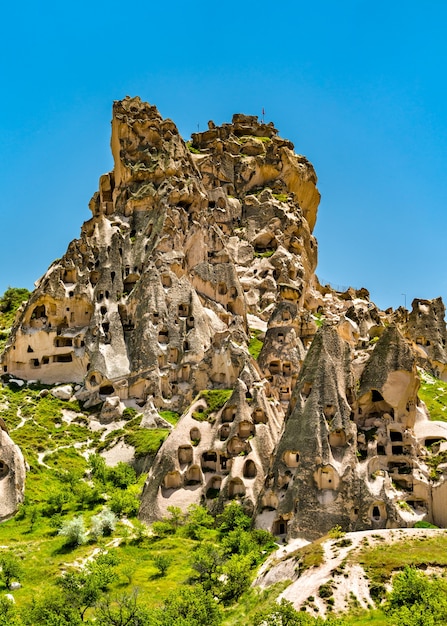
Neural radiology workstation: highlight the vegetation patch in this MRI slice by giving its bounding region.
[353,533,447,585]
[239,135,271,144]
[419,369,447,422]
[0,287,30,352]
[186,141,201,154]
[248,329,264,360]
[192,389,233,422]
[123,427,169,458]
[272,193,288,202]
[254,249,275,258]
[159,409,181,425]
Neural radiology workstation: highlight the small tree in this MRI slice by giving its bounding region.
[58,515,88,547]
[153,554,171,577]
[96,591,151,626]
[182,504,214,540]
[154,585,221,626]
[0,552,22,589]
[190,543,223,590]
[167,505,184,529]
[109,490,139,517]
[107,462,136,489]
[0,595,19,625]
[217,501,251,536]
[28,505,40,532]
[217,554,252,605]
[88,453,108,484]
[57,552,118,620]
[91,507,117,539]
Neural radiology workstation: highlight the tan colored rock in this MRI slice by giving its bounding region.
[0,426,26,521]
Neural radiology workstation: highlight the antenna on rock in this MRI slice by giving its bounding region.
[262,107,265,123]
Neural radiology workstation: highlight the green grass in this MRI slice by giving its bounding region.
[192,389,233,422]
[124,428,170,458]
[272,193,288,202]
[110,535,197,608]
[239,135,271,144]
[159,410,181,425]
[342,609,389,625]
[353,533,447,585]
[0,287,30,351]
[221,581,291,626]
[248,329,264,360]
[254,249,275,258]
[313,312,325,328]
[289,540,325,573]
[418,370,447,421]
[186,141,201,154]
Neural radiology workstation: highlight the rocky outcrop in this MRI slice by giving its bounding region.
[139,369,283,523]
[0,422,26,520]
[3,96,447,538]
[1,97,320,416]
[401,298,447,380]
[254,325,435,539]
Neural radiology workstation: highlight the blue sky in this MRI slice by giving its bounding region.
[1,1,447,311]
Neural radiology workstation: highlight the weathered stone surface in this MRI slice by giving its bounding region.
[3,96,447,538]
[0,425,26,521]
[50,384,73,401]
[99,396,124,424]
[401,297,447,380]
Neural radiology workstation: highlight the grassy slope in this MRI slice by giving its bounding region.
[418,369,447,422]
[0,287,30,352]
[1,286,447,623]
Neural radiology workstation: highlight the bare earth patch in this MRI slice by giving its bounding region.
[255,528,447,618]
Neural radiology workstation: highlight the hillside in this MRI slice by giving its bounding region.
[1,97,447,624]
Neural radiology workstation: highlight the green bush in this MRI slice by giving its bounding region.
[108,490,140,517]
[0,552,22,589]
[107,462,137,489]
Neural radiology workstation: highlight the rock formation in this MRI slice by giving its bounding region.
[0,420,26,520]
[3,96,447,538]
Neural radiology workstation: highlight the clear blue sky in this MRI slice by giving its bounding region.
[1,0,447,311]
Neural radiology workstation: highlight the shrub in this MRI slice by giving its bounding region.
[0,552,22,589]
[328,524,345,539]
[218,554,252,605]
[122,407,138,420]
[91,507,117,539]
[107,462,137,489]
[217,501,252,535]
[155,584,221,626]
[108,490,139,517]
[58,515,88,547]
[153,554,171,577]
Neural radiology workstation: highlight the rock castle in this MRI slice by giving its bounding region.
[2,96,447,538]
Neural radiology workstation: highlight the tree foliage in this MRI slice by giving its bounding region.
[385,566,447,626]
[0,553,22,589]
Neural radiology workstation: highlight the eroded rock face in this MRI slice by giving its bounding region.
[256,326,357,538]
[1,97,320,417]
[139,370,283,523]
[254,325,435,539]
[401,298,447,380]
[0,424,26,520]
[3,96,447,538]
